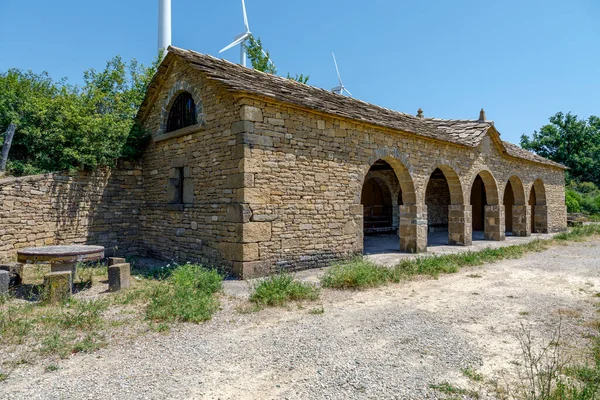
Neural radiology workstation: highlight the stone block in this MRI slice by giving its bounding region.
[240,105,263,122]
[219,242,259,262]
[484,205,505,241]
[43,271,72,303]
[512,205,531,237]
[51,263,78,287]
[237,133,273,148]
[227,173,255,189]
[238,187,269,204]
[231,120,254,134]
[448,205,472,246]
[108,263,131,292]
[0,270,9,296]
[237,222,272,242]
[233,261,270,279]
[226,204,252,223]
[399,205,428,253]
[108,257,126,266]
[0,263,23,287]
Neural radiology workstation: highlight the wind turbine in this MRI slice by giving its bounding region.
[219,0,275,69]
[331,53,352,96]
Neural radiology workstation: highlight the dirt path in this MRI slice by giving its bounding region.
[2,239,600,399]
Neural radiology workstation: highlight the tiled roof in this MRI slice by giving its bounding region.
[140,46,565,169]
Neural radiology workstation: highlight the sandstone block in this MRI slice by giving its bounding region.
[237,222,272,242]
[108,263,131,292]
[231,120,254,134]
[108,257,126,266]
[233,261,270,279]
[219,242,259,262]
[43,271,72,303]
[226,204,252,223]
[240,105,263,122]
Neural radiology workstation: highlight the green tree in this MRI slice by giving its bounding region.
[520,112,600,185]
[0,54,159,175]
[245,36,309,84]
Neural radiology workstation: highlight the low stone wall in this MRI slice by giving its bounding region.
[0,162,143,262]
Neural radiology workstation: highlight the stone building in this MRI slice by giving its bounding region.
[133,46,566,278]
[0,46,567,278]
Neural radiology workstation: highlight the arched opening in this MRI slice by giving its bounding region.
[504,183,514,233]
[529,179,548,233]
[166,92,197,133]
[360,157,419,254]
[361,177,393,232]
[470,170,502,241]
[504,176,527,236]
[424,165,466,246]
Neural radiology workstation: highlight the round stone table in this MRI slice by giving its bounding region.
[17,245,105,287]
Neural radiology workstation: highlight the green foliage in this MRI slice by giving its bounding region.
[0,54,159,176]
[146,263,223,323]
[244,35,309,83]
[566,190,582,213]
[249,274,320,307]
[246,36,277,75]
[521,112,600,186]
[323,240,553,289]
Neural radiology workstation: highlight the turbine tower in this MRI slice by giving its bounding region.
[220,0,252,67]
[158,0,172,57]
[331,53,352,96]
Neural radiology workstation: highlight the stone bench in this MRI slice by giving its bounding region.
[108,263,131,292]
[43,271,72,303]
[0,263,23,287]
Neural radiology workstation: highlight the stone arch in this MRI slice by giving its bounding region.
[159,81,205,134]
[504,175,528,236]
[530,178,547,205]
[469,170,500,206]
[529,178,548,233]
[506,175,526,205]
[360,153,416,206]
[469,170,504,241]
[423,164,464,205]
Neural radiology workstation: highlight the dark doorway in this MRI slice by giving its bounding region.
[425,168,451,233]
[529,186,537,233]
[504,183,515,233]
[470,175,487,231]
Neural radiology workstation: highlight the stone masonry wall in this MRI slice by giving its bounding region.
[0,162,143,262]
[231,96,566,276]
[138,60,242,272]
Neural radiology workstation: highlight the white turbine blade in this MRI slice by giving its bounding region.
[242,0,250,32]
[343,87,353,97]
[219,34,248,53]
[332,52,343,85]
[261,49,275,66]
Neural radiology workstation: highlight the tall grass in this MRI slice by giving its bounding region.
[250,274,320,307]
[146,263,223,323]
[322,240,552,289]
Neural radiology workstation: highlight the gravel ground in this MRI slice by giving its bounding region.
[2,239,600,399]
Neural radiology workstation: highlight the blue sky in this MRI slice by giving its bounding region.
[1,0,598,145]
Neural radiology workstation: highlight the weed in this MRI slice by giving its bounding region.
[250,274,320,307]
[468,274,483,278]
[45,364,59,372]
[429,381,479,398]
[519,311,530,316]
[321,258,389,289]
[0,372,6,381]
[462,366,483,382]
[146,263,223,323]
[308,306,325,315]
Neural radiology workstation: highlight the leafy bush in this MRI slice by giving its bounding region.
[566,190,582,213]
[146,263,223,323]
[249,274,320,307]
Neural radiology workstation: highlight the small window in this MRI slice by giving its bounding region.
[166,93,197,133]
[168,166,193,205]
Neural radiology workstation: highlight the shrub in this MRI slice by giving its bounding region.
[566,190,582,213]
[321,258,389,289]
[250,274,319,307]
[146,264,223,323]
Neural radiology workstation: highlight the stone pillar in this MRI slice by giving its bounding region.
[51,263,78,288]
[512,205,531,237]
[108,263,131,292]
[43,271,72,303]
[448,205,472,246]
[399,205,428,253]
[108,257,126,266]
[484,205,505,241]
[534,205,549,233]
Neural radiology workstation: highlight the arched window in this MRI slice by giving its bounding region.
[166,92,197,133]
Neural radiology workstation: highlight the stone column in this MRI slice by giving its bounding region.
[448,205,472,246]
[399,205,427,253]
[534,205,549,233]
[484,205,505,241]
[512,205,531,237]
